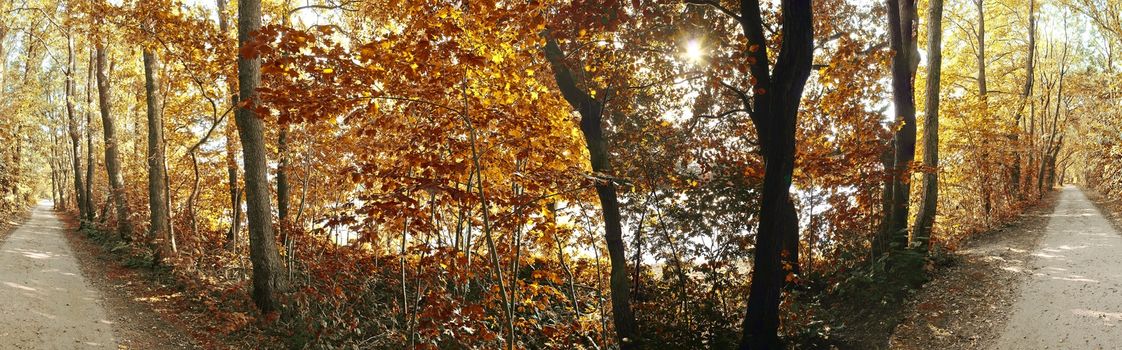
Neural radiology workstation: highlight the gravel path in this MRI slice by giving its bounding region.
[994,186,1122,349]
[0,202,116,348]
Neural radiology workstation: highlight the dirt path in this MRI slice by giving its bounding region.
[0,202,116,348]
[994,186,1122,349]
[888,189,1058,349]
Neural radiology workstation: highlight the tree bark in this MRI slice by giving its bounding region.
[144,48,172,261]
[65,36,87,225]
[96,43,133,240]
[277,126,290,256]
[735,1,814,348]
[1039,41,1068,196]
[914,0,943,251]
[879,0,919,254]
[237,0,289,313]
[85,46,96,224]
[278,128,289,223]
[975,0,987,96]
[976,0,994,218]
[218,0,242,250]
[543,37,639,349]
[1013,0,1035,200]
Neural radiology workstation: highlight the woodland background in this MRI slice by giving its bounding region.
[1,0,1121,348]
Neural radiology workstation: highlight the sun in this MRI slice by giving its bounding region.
[684,39,705,63]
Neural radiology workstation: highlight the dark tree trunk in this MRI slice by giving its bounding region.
[881,0,919,253]
[543,37,639,349]
[277,126,291,259]
[85,46,96,224]
[144,48,172,261]
[914,0,943,251]
[237,0,289,313]
[96,43,134,240]
[278,127,289,224]
[734,1,814,348]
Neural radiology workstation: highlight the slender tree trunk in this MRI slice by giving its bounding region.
[218,0,242,250]
[1014,0,1036,201]
[65,36,87,225]
[96,43,133,240]
[543,37,639,349]
[1039,42,1068,196]
[976,0,996,219]
[50,130,60,209]
[976,0,987,96]
[736,1,814,348]
[914,0,943,251]
[278,128,289,223]
[85,46,96,224]
[277,126,291,256]
[237,0,289,313]
[144,48,172,261]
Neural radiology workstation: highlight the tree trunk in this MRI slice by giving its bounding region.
[85,46,96,224]
[914,0,943,251]
[736,1,814,348]
[50,130,60,209]
[96,43,133,240]
[1039,42,1068,196]
[277,126,291,257]
[278,127,289,223]
[976,0,987,96]
[1013,0,1036,201]
[543,37,639,349]
[218,0,242,250]
[976,0,995,218]
[144,48,172,261]
[237,0,289,313]
[882,0,919,252]
[65,36,87,225]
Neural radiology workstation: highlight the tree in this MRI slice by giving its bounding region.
[143,39,172,260]
[236,0,288,313]
[64,34,87,226]
[84,46,96,225]
[95,42,133,240]
[216,0,242,251]
[731,0,814,347]
[915,0,944,250]
[877,0,919,255]
[543,36,638,349]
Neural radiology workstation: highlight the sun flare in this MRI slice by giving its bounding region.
[684,39,704,63]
